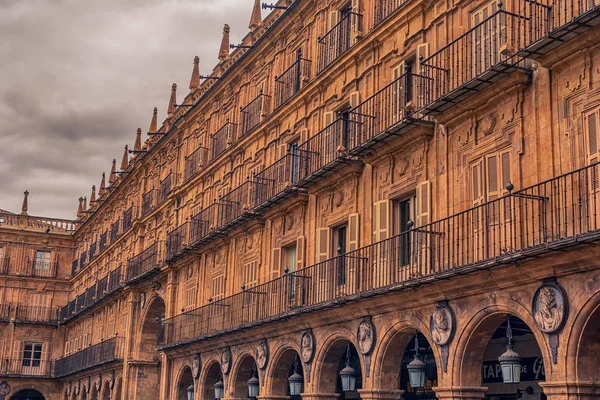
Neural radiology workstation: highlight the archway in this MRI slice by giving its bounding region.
[269,348,304,399]
[101,381,111,400]
[139,295,166,360]
[113,378,122,400]
[457,313,547,400]
[378,329,439,399]
[10,390,45,400]
[81,388,88,400]
[90,384,99,400]
[230,355,259,399]
[176,366,194,400]
[576,302,600,383]
[200,360,222,400]
[317,339,363,399]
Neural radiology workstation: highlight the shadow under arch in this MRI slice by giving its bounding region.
[9,389,46,400]
[371,318,442,393]
[452,298,552,396]
[266,342,304,397]
[312,331,364,398]
[100,380,111,400]
[137,294,166,360]
[113,377,122,400]
[90,383,99,400]
[229,353,258,399]
[175,365,194,400]
[199,358,223,400]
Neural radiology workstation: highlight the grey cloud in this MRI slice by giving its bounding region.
[0,0,261,218]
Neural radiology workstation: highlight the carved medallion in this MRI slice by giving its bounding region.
[300,330,315,363]
[108,371,115,389]
[192,353,201,379]
[65,382,70,397]
[221,347,232,375]
[357,319,375,355]
[0,382,10,396]
[430,304,455,346]
[74,381,80,396]
[532,282,568,333]
[256,340,269,370]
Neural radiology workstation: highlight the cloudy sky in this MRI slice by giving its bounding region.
[0,0,265,219]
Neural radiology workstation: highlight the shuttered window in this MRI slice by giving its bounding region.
[242,261,259,289]
[211,274,225,301]
[185,284,196,311]
[586,109,600,190]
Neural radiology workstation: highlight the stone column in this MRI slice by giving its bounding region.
[540,381,600,400]
[300,393,341,400]
[358,389,405,400]
[433,386,488,400]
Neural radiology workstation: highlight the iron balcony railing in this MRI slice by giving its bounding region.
[374,0,409,26]
[99,232,107,253]
[211,122,238,161]
[160,172,175,202]
[125,242,164,283]
[0,257,8,274]
[240,91,272,136]
[79,252,87,271]
[274,56,312,109]
[84,283,97,308]
[108,266,122,293]
[163,162,600,347]
[142,190,158,217]
[420,4,548,113]
[110,220,120,243]
[88,242,97,262]
[122,206,137,232]
[184,146,209,182]
[189,204,221,246]
[71,259,78,276]
[166,222,190,261]
[252,154,298,210]
[54,337,125,377]
[0,359,53,377]
[0,304,10,321]
[9,260,59,279]
[15,306,59,324]
[218,180,257,229]
[317,11,362,73]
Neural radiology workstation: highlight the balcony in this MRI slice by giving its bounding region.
[252,154,299,212]
[162,162,600,347]
[211,122,238,161]
[122,206,137,232]
[374,0,409,26]
[0,304,10,322]
[274,56,312,109]
[241,91,272,136]
[160,172,175,202]
[0,212,77,233]
[110,220,120,243]
[184,147,209,183]
[166,223,190,262]
[142,190,158,217]
[348,72,433,156]
[54,337,124,377]
[317,11,362,73]
[99,232,107,253]
[15,306,59,324]
[125,242,164,284]
[88,242,98,262]
[420,5,548,114]
[0,257,8,274]
[189,204,221,247]
[9,259,58,279]
[0,359,53,378]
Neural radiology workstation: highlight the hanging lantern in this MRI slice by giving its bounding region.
[214,376,224,400]
[248,364,260,398]
[288,356,304,395]
[498,316,522,384]
[339,344,357,392]
[186,384,194,400]
[406,333,426,389]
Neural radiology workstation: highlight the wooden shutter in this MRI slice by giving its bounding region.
[349,92,361,108]
[587,110,600,190]
[316,228,330,262]
[486,154,500,201]
[392,64,402,81]
[416,181,432,227]
[328,11,339,30]
[271,248,281,279]
[417,43,430,74]
[347,213,360,251]
[324,111,335,128]
[473,160,485,206]
[296,236,305,269]
[373,200,391,241]
[299,128,309,145]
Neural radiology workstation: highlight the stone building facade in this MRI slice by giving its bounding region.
[1,0,600,399]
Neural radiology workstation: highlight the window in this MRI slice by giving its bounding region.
[283,244,297,273]
[211,274,225,301]
[22,343,42,368]
[471,1,506,75]
[395,197,416,266]
[35,251,50,271]
[333,224,348,286]
[289,140,300,182]
[185,284,196,311]
[242,261,258,289]
[585,109,600,190]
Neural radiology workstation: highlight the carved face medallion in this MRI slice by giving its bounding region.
[430,304,455,346]
[532,283,567,333]
[192,353,201,379]
[256,340,268,370]
[357,320,375,355]
[300,330,315,363]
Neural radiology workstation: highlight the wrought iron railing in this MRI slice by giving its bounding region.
[189,204,221,246]
[184,146,209,183]
[88,242,97,262]
[54,337,124,377]
[163,162,600,347]
[0,257,9,274]
[79,252,87,271]
[211,122,238,161]
[241,91,272,136]
[99,232,107,253]
[125,242,163,283]
[9,260,59,279]
[317,11,361,73]
[251,154,297,210]
[374,0,410,26]
[142,190,158,217]
[0,359,53,377]
[108,266,122,293]
[15,306,59,324]
[166,223,190,261]
[0,304,10,321]
[217,181,257,229]
[274,57,312,109]
[110,220,120,243]
[160,172,175,202]
[122,206,136,232]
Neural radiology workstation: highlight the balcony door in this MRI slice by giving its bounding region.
[34,251,51,274]
[472,1,506,76]
[21,343,43,376]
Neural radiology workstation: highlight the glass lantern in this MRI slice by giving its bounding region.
[186,384,194,400]
[339,344,357,392]
[407,334,426,389]
[248,365,260,398]
[498,316,522,384]
[288,357,304,395]
[214,376,224,400]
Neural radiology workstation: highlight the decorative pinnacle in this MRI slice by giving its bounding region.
[168,83,177,117]
[134,128,142,152]
[109,159,117,185]
[189,56,200,91]
[90,185,96,203]
[21,190,29,215]
[218,24,231,62]
[149,107,158,134]
[121,145,129,170]
[99,172,106,197]
[249,0,262,30]
[77,197,83,219]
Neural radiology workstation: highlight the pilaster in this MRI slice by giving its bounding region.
[539,381,600,400]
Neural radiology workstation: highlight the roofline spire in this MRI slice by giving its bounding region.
[121,145,129,171]
[167,84,177,118]
[249,0,262,30]
[134,128,142,152]
[190,56,200,91]
[218,24,231,62]
[21,190,29,215]
[149,107,158,134]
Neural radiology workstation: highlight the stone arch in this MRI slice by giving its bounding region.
[266,340,304,397]
[8,389,46,400]
[137,293,166,360]
[450,297,551,390]
[199,357,222,400]
[90,383,99,400]
[113,377,122,400]
[175,365,195,400]
[100,380,111,400]
[229,352,258,398]
[371,316,442,391]
[312,328,364,395]
[565,288,600,384]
